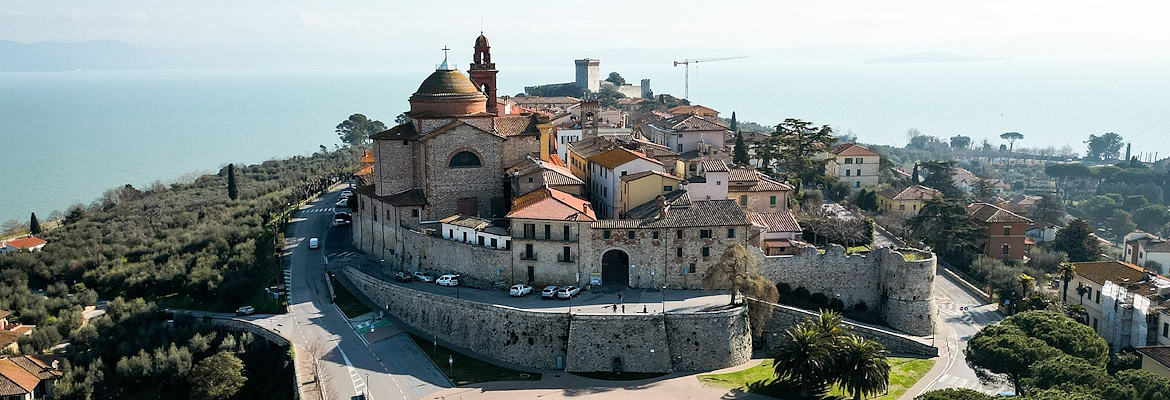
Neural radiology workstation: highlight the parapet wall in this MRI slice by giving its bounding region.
[343,267,750,373]
[753,245,936,336]
[752,299,937,357]
[354,217,514,290]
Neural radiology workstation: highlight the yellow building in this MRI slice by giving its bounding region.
[1137,346,1170,379]
[878,185,942,216]
[824,143,881,188]
[619,170,683,218]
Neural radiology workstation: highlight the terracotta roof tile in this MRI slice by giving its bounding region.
[1,237,45,250]
[439,215,492,230]
[880,185,942,201]
[701,159,729,173]
[507,188,596,221]
[729,173,792,193]
[967,202,1032,224]
[587,147,662,169]
[0,359,37,396]
[830,143,880,157]
[746,211,802,233]
[371,122,420,140]
[1137,346,1170,369]
[594,199,750,229]
[8,356,60,381]
[647,114,729,132]
[728,167,758,183]
[493,115,541,137]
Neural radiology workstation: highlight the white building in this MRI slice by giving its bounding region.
[586,147,664,219]
[684,160,730,201]
[1125,232,1170,273]
[439,215,511,250]
[641,114,729,154]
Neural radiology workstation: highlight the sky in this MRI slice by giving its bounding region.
[2,1,1168,53]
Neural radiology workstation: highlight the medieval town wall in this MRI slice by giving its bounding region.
[752,299,937,357]
[343,267,751,373]
[753,245,936,336]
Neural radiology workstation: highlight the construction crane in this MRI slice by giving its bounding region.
[672,56,747,100]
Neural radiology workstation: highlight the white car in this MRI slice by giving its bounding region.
[308,238,319,249]
[412,272,434,283]
[341,190,353,197]
[557,285,581,299]
[235,306,255,316]
[436,274,460,287]
[541,285,561,299]
[335,198,349,208]
[331,219,350,227]
[509,284,533,297]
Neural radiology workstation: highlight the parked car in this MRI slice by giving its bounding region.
[335,198,349,208]
[331,219,350,227]
[235,306,255,316]
[333,211,351,220]
[436,274,460,287]
[541,285,561,299]
[341,190,353,197]
[557,285,581,299]
[509,284,532,297]
[413,272,434,283]
[394,271,413,282]
[309,238,319,249]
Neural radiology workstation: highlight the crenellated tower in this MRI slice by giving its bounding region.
[468,33,499,115]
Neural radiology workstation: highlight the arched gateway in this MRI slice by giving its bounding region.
[601,249,630,287]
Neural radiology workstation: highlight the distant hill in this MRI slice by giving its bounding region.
[864,52,1011,64]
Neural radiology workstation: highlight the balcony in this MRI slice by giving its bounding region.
[557,253,575,263]
[520,251,538,261]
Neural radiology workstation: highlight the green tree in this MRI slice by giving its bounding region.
[908,197,985,263]
[605,71,625,86]
[1005,311,1109,366]
[1031,194,1065,226]
[335,113,387,147]
[226,163,238,201]
[189,351,247,400]
[1057,262,1075,304]
[702,244,779,336]
[1025,355,1129,399]
[965,323,1061,394]
[1085,132,1124,161]
[1122,195,1148,212]
[826,181,853,202]
[914,388,994,400]
[28,212,41,235]
[1103,209,1136,240]
[774,118,838,192]
[733,131,750,166]
[1000,132,1024,152]
[971,175,997,200]
[1116,369,1170,400]
[1132,204,1170,234]
[835,334,890,400]
[916,161,963,198]
[729,111,738,132]
[772,323,834,397]
[1052,219,1101,262]
[752,136,779,175]
[950,135,972,150]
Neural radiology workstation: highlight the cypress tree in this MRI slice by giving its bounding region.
[29,212,41,235]
[227,163,238,201]
[733,132,749,166]
[729,111,737,132]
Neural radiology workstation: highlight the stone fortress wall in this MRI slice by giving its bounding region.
[752,245,936,336]
[355,212,936,336]
[751,299,938,357]
[343,267,751,373]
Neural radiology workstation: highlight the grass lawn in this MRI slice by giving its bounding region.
[699,357,935,399]
[846,246,870,254]
[329,274,373,319]
[406,333,541,386]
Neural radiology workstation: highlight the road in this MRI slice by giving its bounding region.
[915,269,1010,396]
[253,186,449,400]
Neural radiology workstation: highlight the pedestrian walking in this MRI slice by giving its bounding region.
[642,305,647,313]
[622,304,625,313]
[618,291,623,304]
[612,304,617,313]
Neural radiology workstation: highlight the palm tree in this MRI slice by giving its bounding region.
[811,310,848,345]
[772,323,834,398]
[836,335,891,400]
[1058,262,1075,303]
[1076,282,1090,305]
[1017,274,1034,297]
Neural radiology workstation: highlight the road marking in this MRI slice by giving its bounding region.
[333,340,364,398]
[376,340,425,397]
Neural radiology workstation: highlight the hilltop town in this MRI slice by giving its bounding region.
[4,31,1170,400]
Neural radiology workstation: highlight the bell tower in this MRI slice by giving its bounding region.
[469,33,498,115]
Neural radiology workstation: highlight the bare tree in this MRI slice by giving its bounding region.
[301,340,336,400]
[702,244,780,338]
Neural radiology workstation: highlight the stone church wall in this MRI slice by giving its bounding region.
[343,267,751,373]
[425,125,505,219]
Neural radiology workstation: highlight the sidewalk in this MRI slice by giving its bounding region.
[898,322,952,400]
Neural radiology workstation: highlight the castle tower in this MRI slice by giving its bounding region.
[580,100,600,140]
[574,58,600,93]
[469,33,499,115]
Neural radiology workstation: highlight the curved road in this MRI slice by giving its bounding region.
[916,269,1010,396]
[252,187,449,400]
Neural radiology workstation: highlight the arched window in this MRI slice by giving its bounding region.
[449,151,481,168]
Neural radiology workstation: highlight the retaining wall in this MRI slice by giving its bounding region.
[752,299,938,357]
[343,267,751,373]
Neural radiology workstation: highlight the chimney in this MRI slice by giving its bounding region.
[656,195,668,220]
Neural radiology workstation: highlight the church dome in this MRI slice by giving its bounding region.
[409,68,488,117]
[415,69,482,96]
[475,34,489,47]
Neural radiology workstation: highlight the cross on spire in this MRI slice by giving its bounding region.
[442,46,450,61]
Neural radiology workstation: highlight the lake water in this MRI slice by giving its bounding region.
[1,58,1167,223]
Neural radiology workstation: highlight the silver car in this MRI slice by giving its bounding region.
[557,285,581,299]
[541,285,561,299]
